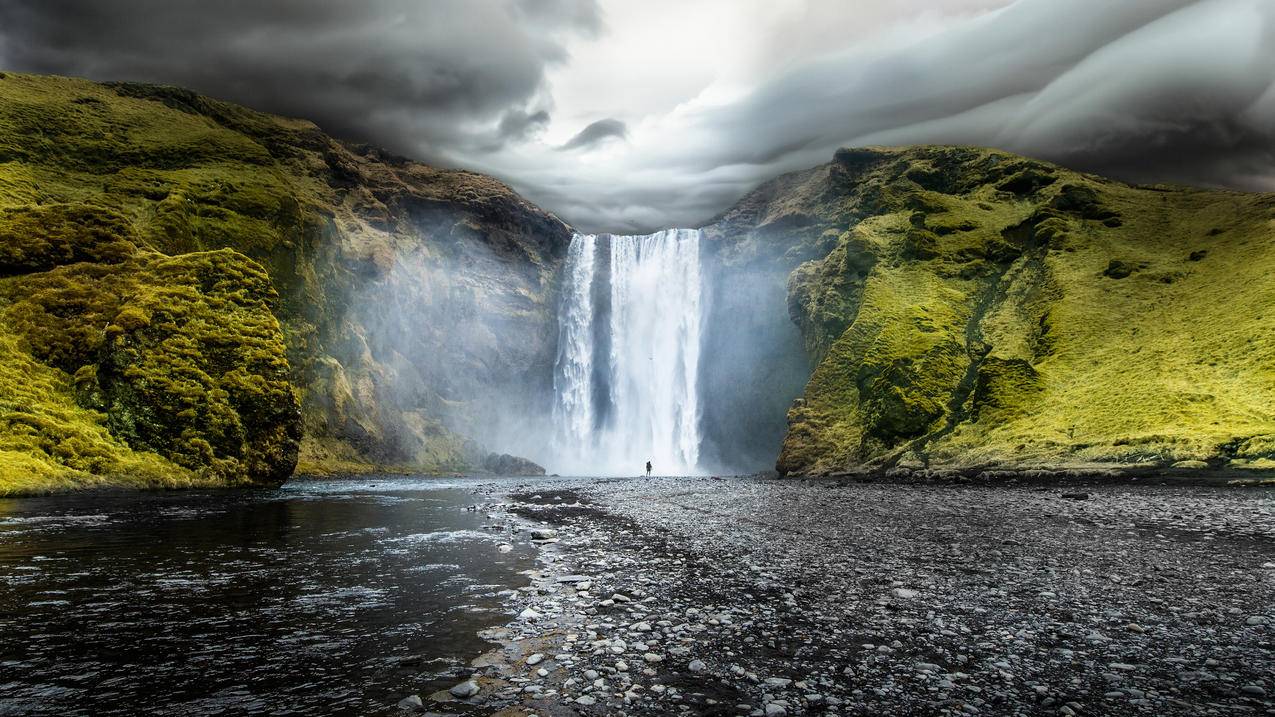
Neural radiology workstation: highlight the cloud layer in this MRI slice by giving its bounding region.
[2,0,1273,231]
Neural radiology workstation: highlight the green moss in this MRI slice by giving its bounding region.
[0,249,301,492]
[750,145,1275,475]
[0,325,201,495]
[0,202,138,273]
[0,72,571,490]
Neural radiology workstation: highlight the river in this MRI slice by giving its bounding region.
[0,477,537,715]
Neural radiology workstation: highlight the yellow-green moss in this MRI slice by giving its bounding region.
[0,325,202,494]
[0,72,570,488]
[0,248,301,493]
[767,145,1275,475]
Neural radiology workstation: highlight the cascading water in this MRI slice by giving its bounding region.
[552,229,703,475]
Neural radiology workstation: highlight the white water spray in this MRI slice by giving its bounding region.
[552,229,704,475]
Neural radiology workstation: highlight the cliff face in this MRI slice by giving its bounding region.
[0,72,569,493]
[709,145,1275,476]
[7,71,1273,490]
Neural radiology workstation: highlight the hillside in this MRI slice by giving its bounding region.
[0,72,569,493]
[707,145,1275,477]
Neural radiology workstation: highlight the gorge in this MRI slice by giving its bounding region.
[2,1,1274,712]
[0,72,1273,493]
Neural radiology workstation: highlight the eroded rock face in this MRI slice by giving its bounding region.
[708,145,1275,475]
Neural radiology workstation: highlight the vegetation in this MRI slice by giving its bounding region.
[713,146,1275,475]
[0,72,568,493]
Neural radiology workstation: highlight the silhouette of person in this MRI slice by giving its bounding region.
[645,460,652,477]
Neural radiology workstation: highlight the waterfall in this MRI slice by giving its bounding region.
[552,229,703,475]
[552,233,597,445]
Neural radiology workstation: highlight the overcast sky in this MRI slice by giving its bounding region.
[2,0,1273,232]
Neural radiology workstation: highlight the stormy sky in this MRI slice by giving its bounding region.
[1,0,1273,232]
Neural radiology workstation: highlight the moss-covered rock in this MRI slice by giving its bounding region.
[709,145,1275,476]
[0,249,301,488]
[0,72,570,493]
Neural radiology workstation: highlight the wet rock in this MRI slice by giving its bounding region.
[764,677,792,688]
[484,453,546,476]
[396,694,423,710]
[448,680,479,698]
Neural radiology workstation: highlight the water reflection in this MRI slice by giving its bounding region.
[0,479,533,715]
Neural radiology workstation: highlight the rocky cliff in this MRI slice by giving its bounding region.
[6,72,1273,491]
[708,145,1275,476]
[0,72,567,493]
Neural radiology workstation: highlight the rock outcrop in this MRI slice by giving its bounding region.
[707,145,1275,476]
[482,452,546,476]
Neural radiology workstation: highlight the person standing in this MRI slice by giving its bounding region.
[645,460,652,477]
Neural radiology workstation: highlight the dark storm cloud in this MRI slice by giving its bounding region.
[559,118,628,151]
[0,0,601,162]
[1,0,1273,231]
[494,109,552,146]
[617,0,1275,230]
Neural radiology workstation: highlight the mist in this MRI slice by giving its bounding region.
[329,215,812,477]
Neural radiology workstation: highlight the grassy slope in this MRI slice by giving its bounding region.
[712,146,1275,475]
[0,72,567,492]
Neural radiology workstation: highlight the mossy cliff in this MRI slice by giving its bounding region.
[707,146,1275,476]
[0,72,567,493]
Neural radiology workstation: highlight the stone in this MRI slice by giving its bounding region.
[448,680,480,698]
[892,588,919,599]
[688,659,706,673]
[526,653,544,666]
[764,677,792,688]
[396,694,422,710]
[765,704,788,716]
[484,452,545,476]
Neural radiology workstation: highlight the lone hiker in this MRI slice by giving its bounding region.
[645,460,652,477]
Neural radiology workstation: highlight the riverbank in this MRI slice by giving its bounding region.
[423,475,1273,716]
